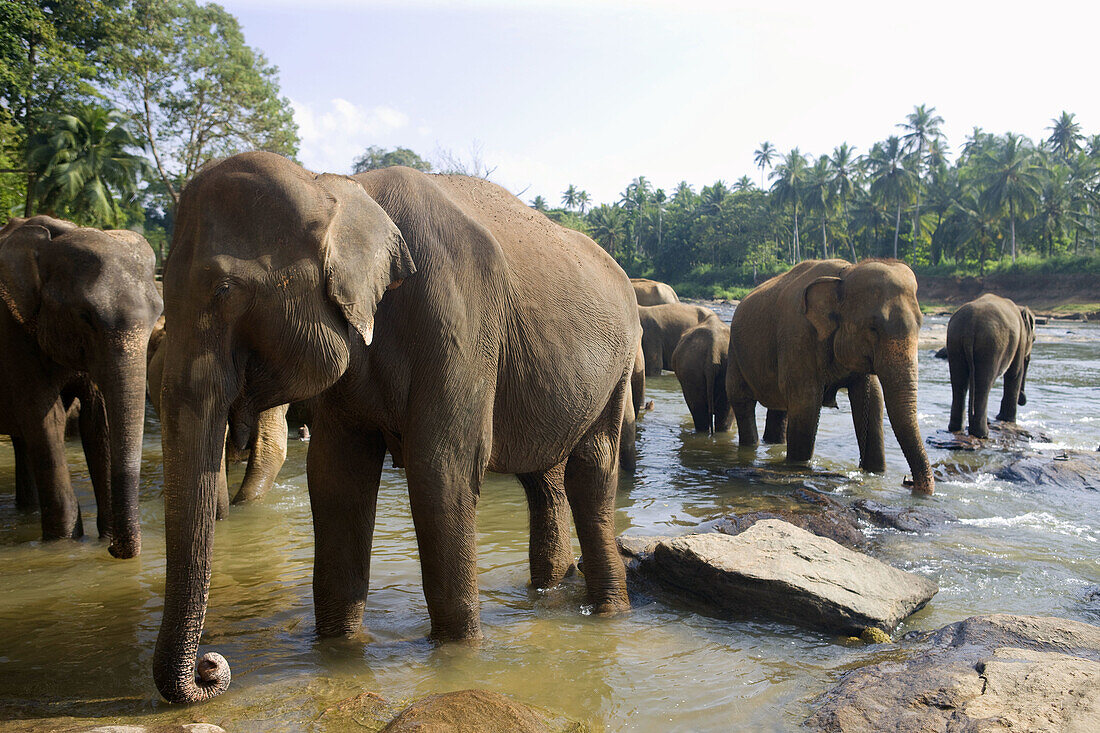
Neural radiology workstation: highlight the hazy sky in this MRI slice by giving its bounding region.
[222,0,1100,204]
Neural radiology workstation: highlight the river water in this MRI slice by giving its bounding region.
[0,312,1097,731]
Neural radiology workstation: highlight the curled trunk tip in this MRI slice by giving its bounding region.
[155,651,231,704]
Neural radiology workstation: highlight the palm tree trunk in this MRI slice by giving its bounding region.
[1010,200,1017,262]
[893,202,902,259]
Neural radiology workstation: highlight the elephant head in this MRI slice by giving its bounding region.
[0,216,162,556]
[153,152,415,704]
[1018,306,1036,405]
[802,260,934,494]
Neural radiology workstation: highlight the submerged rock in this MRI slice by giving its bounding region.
[806,614,1100,731]
[851,499,955,532]
[622,519,937,634]
[996,450,1100,491]
[708,489,867,549]
[381,689,573,733]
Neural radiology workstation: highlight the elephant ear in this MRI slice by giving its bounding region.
[802,276,843,341]
[1020,306,1036,339]
[314,173,416,346]
[0,223,49,332]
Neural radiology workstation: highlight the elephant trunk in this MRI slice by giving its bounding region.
[876,339,935,495]
[98,350,150,559]
[153,374,232,703]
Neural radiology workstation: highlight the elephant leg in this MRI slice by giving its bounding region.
[680,377,711,432]
[996,366,1023,424]
[563,378,629,615]
[78,391,113,538]
[25,399,83,540]
[233,404,289,503]
[713,368,733,432]
[785,403,822,464]
[12,437,38,512]
[848,374,886,473]
[308,422,386,637]
[762,409,787,444]
[947,348,968,433]
[517,462,574,589]
[733,399,759,446]
[405,441,484,642]
[968,358,996,439]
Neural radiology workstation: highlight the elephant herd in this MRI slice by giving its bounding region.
[0,152,1037,704]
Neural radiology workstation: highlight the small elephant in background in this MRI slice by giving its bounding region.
[639,303,720,376]
[946,294,1036,438]
[146,317,290,514]
[671,318,732,433]
[631,277,679,306]
[0,216,162,557]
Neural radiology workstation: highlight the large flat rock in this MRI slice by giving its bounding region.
[996,451,1100,491]
[807,614,1100,732]
[626,519,938,634]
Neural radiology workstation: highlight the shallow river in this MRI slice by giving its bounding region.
[0,313,1098,732]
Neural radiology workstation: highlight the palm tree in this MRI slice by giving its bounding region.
[980,133,1041,262]
[588,204,628,258]
[26,105,149,226]
[620,176,652,255]
[672,180,695,206]
[561,184,579,211]
[734,175,754,192]
[700,180,729,215]
[829,143,859,260]
[576,190,591,214]
[770,148,809,261]
[1047,111,1082,161]
[805,155,833,258]
[754,141,776,189]
[867,136,915,259]
[530,195,548,212]
[1034,161,1072,257]
[898,104,945,253]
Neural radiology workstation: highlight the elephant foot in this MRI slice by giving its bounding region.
[108,535,141,559]
[947,422,962,433]
[531,561,576,591]
[590,595,631,616]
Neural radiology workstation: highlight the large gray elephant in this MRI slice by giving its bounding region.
[639,303,720,376]
[946,294,1036,438]
[726,259,935,495]
[0,216,162,556]
[146,317,289,511]
[153,153,636,703]
[671,319,732,433]
[631,277,679,306]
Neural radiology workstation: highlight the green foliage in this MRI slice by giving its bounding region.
[352,145,432,173]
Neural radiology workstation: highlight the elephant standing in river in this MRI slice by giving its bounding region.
[0,216,161,556]
[146,317,290,511]
[631,277,679,306]
[639,303,720,376]
[946,294,1036,438]
[153,153,637,704]
[672,319,733,433]
[726,259,935,495]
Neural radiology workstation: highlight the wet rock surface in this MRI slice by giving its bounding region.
[995,450,1100,491]
[619,519,938,634]
[380,689,576,733]
[807,614,1100,732]
[851,499,955,532]
[707,488,867,548]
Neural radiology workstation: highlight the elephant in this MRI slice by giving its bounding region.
[153,153,636,704]
[631,277,680,306]
[639,303,720,376]
[726,259,935,495]
[946,294,1036,438]
[0,216,162,556]
[146,316,289,511]
[671,319,733,433]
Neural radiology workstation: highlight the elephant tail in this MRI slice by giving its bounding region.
[966,349,977,424]
[706,364,717,434]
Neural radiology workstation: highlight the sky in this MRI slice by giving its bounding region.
[221,0,1100,205]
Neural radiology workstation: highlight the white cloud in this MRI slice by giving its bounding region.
[291,98,411,174]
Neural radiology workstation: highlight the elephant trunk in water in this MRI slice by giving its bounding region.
[98,347,151,559]
[876,337,935,495]
[153,371,232,703]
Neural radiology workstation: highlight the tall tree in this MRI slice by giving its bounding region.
[829,143,859,260]
[980,133,1041,262]
[25,103,149,225]
[1046,111,1083,161]
[352,145,431,173]
[898,104,945,255]
[770,148,808,261]
[575,189,590,214]
[805,155,833,258]
[754,141,776,189]
[561,183,579,211]
[105,0,298,206]
[529,195,548,212]
[588,204,628,258]
[867,136,914,259]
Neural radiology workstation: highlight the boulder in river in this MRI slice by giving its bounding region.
[620,519,938,634]
[851,499,955,532]
[995,450,1100,491]
[381,689,573,733]
[806,614,1100,731]
[706,488,867,549]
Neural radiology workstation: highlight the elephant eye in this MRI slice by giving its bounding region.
[214,281,232,299]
